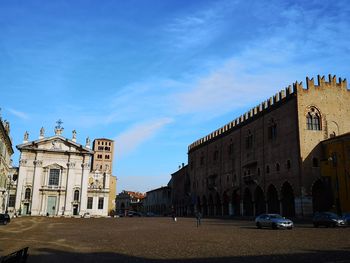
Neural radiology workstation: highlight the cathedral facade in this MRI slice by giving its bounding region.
[15,126,110,217]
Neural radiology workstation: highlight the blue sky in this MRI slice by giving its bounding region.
[1,0,350,193]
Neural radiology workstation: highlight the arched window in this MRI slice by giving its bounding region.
[276,163,280,172]
[306,107,321,130]
[25,188,31,200]
[74,190,80,201]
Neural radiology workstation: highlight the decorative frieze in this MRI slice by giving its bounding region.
[19,159,27,166]
[67,162,76,168]
[33,160,43,167]
[81,163,90,169]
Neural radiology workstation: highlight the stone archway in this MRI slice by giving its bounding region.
[215,193,221,216]
[197,196,202,214]
[231,191,240,216]
[312,179,333,213]
[208,194,214,216]
[254,186,265,216]
[202,196,208,216]
[243,188,253,216]
[281,182,295,217]
[223,192,229,216]
[267,184,280,213]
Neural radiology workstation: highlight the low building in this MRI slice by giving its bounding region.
[143,186,171,216]
[321,133,350,214]
[116,190,145,214]
[170,165,190,216]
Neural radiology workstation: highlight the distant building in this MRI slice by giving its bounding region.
[91,138,117,216]
[170,164,190,216]
[321,133,350,214]
[91,138,114,172]
[116,190,145,213]
[108,176,117,215]
[143,186,171,216]
[186,75,350,217]
[15,125,110,217]
[0,116,14,214]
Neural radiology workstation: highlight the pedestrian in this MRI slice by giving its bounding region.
[172,211,177,222]
[196,211,202,227]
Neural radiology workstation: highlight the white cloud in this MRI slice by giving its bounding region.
[6,108,30,120]
[115,118,173,158]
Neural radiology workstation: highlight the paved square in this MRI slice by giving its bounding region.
[0,217,349,262]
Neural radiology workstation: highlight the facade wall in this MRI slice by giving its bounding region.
[321,133,350,214]
[144,186,171,215]
[0,119,14,214]
[187,75,350,218]
[15,129,109,217]
[171,165,189,216]
[296,77,350,215]
[91,139,114,172]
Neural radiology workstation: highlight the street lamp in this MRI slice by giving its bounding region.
[328,153,342,216]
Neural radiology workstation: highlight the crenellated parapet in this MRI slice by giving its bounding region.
[188,74,348,152]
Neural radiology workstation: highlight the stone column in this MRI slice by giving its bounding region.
[80,159,89,216]
[31,160,43,215]
[15,159,27,213]
[229,202,233,216]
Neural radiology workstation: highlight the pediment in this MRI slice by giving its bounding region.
[17,135,93,154]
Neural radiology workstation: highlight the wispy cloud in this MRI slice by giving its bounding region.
[6,108,30,120]
[115,118,173,158]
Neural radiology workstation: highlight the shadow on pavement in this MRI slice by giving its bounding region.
[27,248,350,263]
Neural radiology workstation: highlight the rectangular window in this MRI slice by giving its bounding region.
[49,169,60,186]
[8,194,16,207]
[87,197,93,209]
[98,197,104,209]
[105,155,110,159]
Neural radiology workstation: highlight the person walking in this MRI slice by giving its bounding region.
[196,211,202,227]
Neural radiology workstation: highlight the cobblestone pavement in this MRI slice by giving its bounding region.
[0,216,349,262]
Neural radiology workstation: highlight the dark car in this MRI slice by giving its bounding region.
[127,211,142,217]
[255,214,293,229]
[313,212,346,227]
[342,213,350,225]
[0,213,11,225]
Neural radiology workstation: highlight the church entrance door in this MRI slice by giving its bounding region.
[47,196,57,216]
[73,204,79,215]
[23,203,29,215]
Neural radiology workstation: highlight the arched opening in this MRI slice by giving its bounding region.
[215,193,221,216]
[208,194,214,216]
[312,179,333,213]
[25,188,31,200]
[231,191,240,216]
[74,190,79,201]
[222,192,229,216]
[120,203,125,214]
[281,182,295,217]
[267,184,280,213]
[254,186,265,216]
[197,196,202,214]
[243,188,253,216]
[202,196,207,217]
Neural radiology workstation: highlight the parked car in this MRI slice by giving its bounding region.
[313,212,346,227]
[0,213,11,225]
[342,213,350,226]
[127,211,142,217]
[255,214,293,229]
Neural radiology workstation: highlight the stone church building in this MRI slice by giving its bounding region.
[15,125,110,217]
[184,75,350,217]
